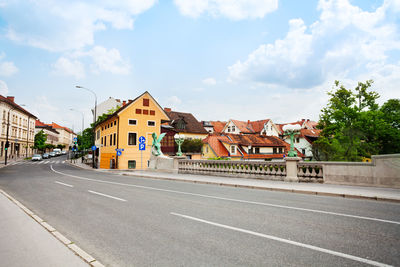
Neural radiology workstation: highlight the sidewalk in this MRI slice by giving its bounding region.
[0,190,104,267]
[69,161,400,202]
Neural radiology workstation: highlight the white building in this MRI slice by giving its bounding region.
[92,97,122,122]
[0,95,37,159]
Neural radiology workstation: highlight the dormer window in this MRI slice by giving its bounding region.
[227,126,231,132]
[230,145,236,154]
[176,119,186,130]
[231,125,235,132]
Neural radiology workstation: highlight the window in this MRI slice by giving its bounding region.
[231,125,235,132]
[129,119,137,125]
[114,121,116,126]
[128,133,137,146]
[255,147,260,154]
[113,133,116,146]
[279,147,283,153]
[143,98,149,106]
[136,109,142,114]
[96,130,100,140]
[302,149,306,155]
[128,160,136,169]
[104,136,107,147]
[227,126,231,132]
[150,110,155,116]
[110,134,112,146]
[143,109,149,115]
[147,121,155,127]
[230,145,236,154]
[273,147,277,154]
[296,137,300,143]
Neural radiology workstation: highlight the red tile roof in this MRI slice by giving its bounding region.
[231,119,254,133]
[249,119,270,133]
[166,110,208,134]
[203,135,230,157]
[226,134,286,147]
[210,121,226,133]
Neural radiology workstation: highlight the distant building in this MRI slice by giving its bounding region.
[221,119,280,136]
[163,108,208,140]
[202,121,227,134]
[0,95,37,159]
[92,97,122,121]
[35,120,60,147]
[44,122,76,150]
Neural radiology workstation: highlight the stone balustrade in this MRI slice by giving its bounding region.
[178,160,286,180]
[297,162,324,183]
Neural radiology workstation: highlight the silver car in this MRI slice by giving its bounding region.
[32,154,42,161]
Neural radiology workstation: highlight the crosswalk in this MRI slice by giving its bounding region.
[8,160,66,165]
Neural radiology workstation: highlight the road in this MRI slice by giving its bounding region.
[1,156,399,266]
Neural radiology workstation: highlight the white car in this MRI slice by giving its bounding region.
[32,154,42,161]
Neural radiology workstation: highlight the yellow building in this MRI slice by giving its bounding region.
[95,92,169,169]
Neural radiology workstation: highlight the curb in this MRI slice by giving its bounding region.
[66,162,400,203]
[0,189,105,267]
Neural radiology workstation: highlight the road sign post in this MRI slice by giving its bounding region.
[139,136,146,169]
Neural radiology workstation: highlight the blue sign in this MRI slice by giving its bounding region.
[91,145,97,151]
[73,137,78,142]
[139,136,146,143]
[139,143,146,151]
[116,150,122,156]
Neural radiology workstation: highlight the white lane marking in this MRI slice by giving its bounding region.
[55,181,74,188]
[45,161,50,164]
[88,190,127,202]
[171,212,391,267]
[49,166,400,225]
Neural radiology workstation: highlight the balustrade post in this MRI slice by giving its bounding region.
[284,157,301,182]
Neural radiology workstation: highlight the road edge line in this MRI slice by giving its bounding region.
[0,189,105,267]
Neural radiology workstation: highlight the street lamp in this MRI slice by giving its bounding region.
[174,133,185,156]
[69,108,84,135]
[76,85,97,168]
[5,104,25,165]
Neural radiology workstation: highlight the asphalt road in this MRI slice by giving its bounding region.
[1,156,399,266]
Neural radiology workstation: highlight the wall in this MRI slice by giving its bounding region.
[322,154,400,188]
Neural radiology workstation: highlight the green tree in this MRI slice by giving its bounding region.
[78,128,94,150]
[179,139,203,153]
[313,80,400,161]
[34,130,47,152]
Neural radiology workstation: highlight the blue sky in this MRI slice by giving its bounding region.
[0,0,399,132]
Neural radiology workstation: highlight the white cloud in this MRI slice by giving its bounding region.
[228,0,400,89]
[202,77,216,85]
[174,0,278,20]
[0,80,9,95]
[1,0,157,52]
[0,53,18,76]
[52,57,85,79]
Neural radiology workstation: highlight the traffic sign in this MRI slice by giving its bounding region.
[139,143,146,151]
[139,136,146,143]
[116,150,122,156]
[91,145,97,151]
[73,137,78,142]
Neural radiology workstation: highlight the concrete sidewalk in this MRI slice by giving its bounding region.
[0,190,103,267]
[69,161,400,202]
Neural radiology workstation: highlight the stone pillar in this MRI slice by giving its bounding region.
[285,157,301,182]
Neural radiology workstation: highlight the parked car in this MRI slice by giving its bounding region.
[32,154,42,161]
[42,153,50,159]
[49,152,56,157]
[61,150,67,155]
[53,148,61,156]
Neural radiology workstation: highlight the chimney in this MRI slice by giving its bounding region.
[6,96,15,102]
[116,99,121,102]
[302,119,305,122]
[247,120,250,124]
[122,100,126,106]
[164,107,171,112]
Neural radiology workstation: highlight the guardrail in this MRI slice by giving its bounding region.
[297,162,324,183]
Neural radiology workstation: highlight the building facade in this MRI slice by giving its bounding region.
[45,122,76,150]
[95,92,169,169]
[35,120,60,147]
[0,95,37,160]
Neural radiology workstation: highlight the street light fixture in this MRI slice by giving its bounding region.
[69,108,84,135]
[76,85,97,168]
[5,104,25,165]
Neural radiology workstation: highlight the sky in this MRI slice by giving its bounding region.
[0,0,399,132]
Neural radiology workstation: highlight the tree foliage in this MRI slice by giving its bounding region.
[179,139,203,153]
[313,80,400,161]
[78,128,94,150]
[34,130,47,152]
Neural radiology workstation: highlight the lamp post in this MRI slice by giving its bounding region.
[69,108,84,135]
[174,133,185,156]
[76,85,97,168]
[5,104,25,165]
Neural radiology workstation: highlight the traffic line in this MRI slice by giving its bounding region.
[88,190,127,202]
[54,181,74,188]
[171,212,391,267]
[49,166,400,225]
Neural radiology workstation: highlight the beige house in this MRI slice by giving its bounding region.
[35,120,60,147]
[0,95,37,159]
[44,122,76,150]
